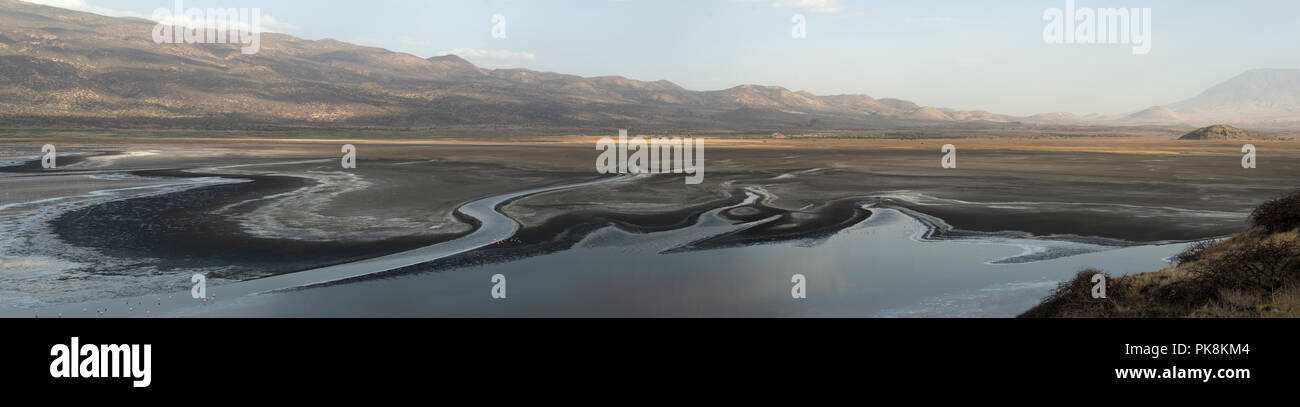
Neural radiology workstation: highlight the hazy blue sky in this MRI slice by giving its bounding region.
[23,0,1300,116]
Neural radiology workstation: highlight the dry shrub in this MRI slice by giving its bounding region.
[1250,189,1300,234]
[1020,269,1122,318]
[1191,238,1300,292]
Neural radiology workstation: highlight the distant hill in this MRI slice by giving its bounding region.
[1178,124,1255,140]
[901,106,954,122]
[0,0,1014,130]
[1168,69,1300,121]
[1024,69,1300,129]
[1126,106,1185,124]
[1026,112,1083,124]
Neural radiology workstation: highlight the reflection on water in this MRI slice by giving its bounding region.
[180,206,1186,318]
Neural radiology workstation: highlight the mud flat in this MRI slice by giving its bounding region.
[0,135,1295,315]
[0,142,597,308]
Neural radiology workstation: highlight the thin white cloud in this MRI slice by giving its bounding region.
[437,48,536,68]
[255,15,298,33]
[729,0,845,14]
[21,0,144,18]
[152,12,298,34]
[21,0,298,33]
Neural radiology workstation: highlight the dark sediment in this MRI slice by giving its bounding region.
[49,169,461,279]
[305,191,755,286]
[882,199,1237,244]
[312,191,881,286]
[667,197,874,251]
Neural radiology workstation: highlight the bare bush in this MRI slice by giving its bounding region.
[1193,239,1300,292]
[1020,269,1119,318]
[1250,189,1300,234]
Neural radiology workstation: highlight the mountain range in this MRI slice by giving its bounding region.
[1031,69,1300,129]
[1,0,1298,131]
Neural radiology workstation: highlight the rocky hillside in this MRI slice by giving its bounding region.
[0,0,1014,130]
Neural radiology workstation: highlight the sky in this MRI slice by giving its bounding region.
[19,0,1300,116]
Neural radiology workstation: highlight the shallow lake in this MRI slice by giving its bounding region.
[164,205,1186,318]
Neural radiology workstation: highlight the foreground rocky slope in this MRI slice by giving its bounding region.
[1022,190,1300,318]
